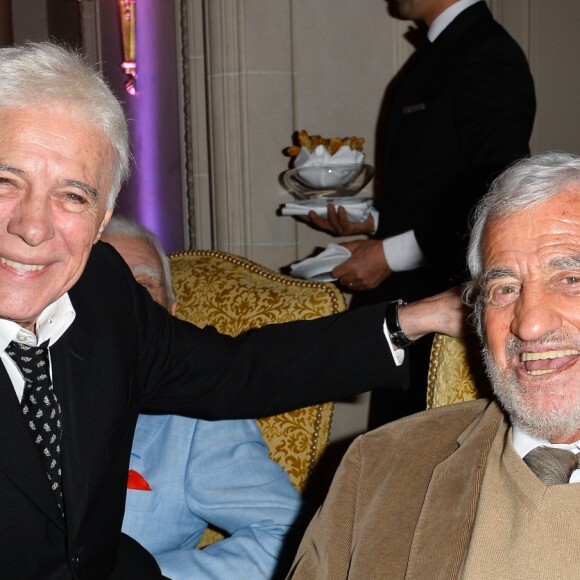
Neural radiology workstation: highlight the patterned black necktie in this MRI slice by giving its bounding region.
[6,341,64,515]
[523,446,579,486]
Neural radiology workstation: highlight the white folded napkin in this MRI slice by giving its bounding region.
[295,144,364,167]
[281,201,371,223]
[289,243,351,282]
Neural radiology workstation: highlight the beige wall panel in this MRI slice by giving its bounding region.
[244,2,294,71]
[232,73,298,266]
[528,0,580,154]
[491,0,580,155]
[203,1,298,265]
[289,0,398,263]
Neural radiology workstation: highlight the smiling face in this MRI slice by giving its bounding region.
[0,105,115,331]
[481,188,580,442]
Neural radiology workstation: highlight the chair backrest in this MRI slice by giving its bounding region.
[426,333,491,408]
[169,249,345,491]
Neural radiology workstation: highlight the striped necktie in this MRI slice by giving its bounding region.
[523,446,579,486]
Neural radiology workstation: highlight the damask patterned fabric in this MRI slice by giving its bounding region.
[426,333,491,408]
[168,250,346,547]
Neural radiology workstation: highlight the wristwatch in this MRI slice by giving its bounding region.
[385,298,414,349]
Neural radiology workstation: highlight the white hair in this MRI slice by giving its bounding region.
[464,151,580,336]
[104,215,175,305]
[0,41,131,208]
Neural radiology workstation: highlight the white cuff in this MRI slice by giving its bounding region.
[382,230,426,272]
[369,207,379,234]
[383,319,405,366]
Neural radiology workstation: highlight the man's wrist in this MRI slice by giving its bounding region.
[385,299,414,349]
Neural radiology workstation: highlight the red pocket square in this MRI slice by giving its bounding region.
[127,469,152,491]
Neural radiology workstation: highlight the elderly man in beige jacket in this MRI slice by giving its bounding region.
[288,152,580,580]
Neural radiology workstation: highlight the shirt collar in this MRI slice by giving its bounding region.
[0,293,76,351]
[512,424,580,458]
[428,0,484,42]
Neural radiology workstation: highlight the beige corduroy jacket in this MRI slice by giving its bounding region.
[287,399,506,579]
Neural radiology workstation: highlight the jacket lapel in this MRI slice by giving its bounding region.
[49,321,97,537]
[0,365,65,528]
[130,414,169,459]
[405,402,505,579]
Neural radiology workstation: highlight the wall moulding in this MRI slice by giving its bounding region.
[177,0,255,254]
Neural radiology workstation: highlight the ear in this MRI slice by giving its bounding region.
[169,301,177,316]
[94,209,114,244]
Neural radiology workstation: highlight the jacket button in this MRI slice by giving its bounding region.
[72,549,82,568]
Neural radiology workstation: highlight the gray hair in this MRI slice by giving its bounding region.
[0,41,130,208]
[465,151,580,335]
[104,215,175,305]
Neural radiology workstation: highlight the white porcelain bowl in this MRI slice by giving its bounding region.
[283,164,374,199]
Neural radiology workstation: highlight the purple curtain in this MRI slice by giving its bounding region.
[98,0,185,253]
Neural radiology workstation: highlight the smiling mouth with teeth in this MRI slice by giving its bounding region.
[520,349,580,376]
[0,257,45,272]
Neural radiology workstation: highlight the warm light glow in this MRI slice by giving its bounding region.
[118,0,137,95]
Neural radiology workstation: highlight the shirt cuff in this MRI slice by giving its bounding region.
[382,230,427,272]
[369,207,379,234]
[383,319,405,366]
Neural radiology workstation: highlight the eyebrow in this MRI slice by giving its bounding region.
[63,179,99,201]
[480,267,515,289]
[0,164,99,201]
[481,254,580,287]
[545,254,580,271]
[0,163,26,177]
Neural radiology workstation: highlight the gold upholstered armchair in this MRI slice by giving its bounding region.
[168,249,346,546]
[426,333,491,409]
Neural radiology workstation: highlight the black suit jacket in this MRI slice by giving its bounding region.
[0,242,403,579]
[365,2,535,428]
[373,1,536,300]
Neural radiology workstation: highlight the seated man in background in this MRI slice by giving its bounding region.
[101,216,302,580]
[288,152,580,579]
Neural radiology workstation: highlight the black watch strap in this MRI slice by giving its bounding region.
[385,299,413,349]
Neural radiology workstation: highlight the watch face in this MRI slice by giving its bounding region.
[391,331,413,349]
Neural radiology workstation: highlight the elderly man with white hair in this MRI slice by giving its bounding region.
[0,42,464,578]
[289,152,580,580]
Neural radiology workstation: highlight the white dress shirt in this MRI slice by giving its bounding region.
[0,294,75,401]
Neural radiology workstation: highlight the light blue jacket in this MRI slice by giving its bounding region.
[121,414,302,579]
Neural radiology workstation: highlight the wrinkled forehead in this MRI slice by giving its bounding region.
[0,104,116,196]
[487,187,580,232]
[482,190,580,265]
[0,103,112,154]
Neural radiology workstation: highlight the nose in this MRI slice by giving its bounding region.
[510,286,562,342]
[7,193,55,247]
